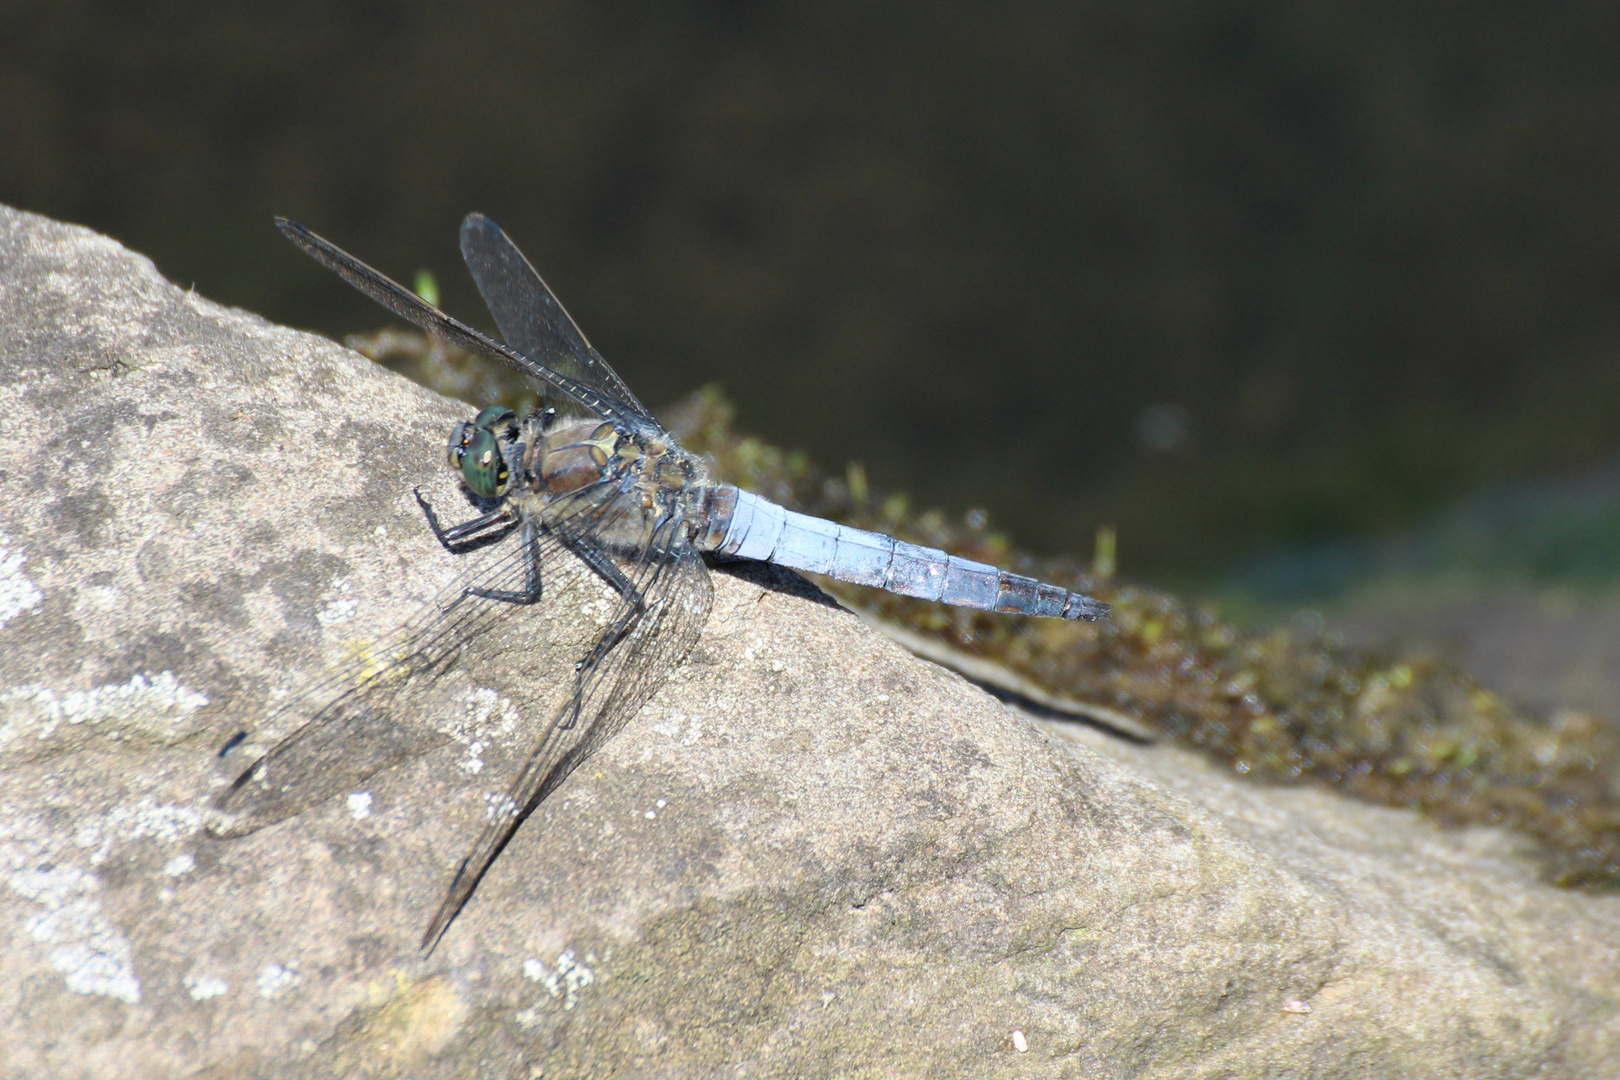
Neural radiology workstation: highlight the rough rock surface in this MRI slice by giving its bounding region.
[2,205,1618,1079]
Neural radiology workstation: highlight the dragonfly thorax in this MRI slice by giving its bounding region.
[530,418,627,496]
[514,414,710,547]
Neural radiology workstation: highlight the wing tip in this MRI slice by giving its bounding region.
[201,798,252,839]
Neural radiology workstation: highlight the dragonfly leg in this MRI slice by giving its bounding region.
[414,488,520,553]
[560,533,641,603]
[467,518,544,605]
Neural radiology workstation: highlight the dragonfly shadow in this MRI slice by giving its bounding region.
[706,554,843,610]
[975,684,1158,746]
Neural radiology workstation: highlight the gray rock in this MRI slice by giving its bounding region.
[2,204,1618,1079]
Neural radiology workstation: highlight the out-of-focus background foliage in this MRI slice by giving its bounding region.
[7,1,1620,609]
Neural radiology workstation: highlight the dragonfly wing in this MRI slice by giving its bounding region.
[209,475,632,838]
[207,531,541,837]
[419,506,713,950]
[459,213,654,423]
[275,217,639,424]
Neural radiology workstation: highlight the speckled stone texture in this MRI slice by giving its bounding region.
[2,205,1618,1079]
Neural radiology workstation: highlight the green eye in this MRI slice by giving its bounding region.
[447,407,520,498]
[473,405,517,432]
[446,421,472,470]
[459,426,511,498]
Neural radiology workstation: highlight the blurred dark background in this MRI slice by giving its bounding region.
[7,0,1620,597]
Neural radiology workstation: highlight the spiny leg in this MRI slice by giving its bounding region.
[414,490,540,604]
[561,532,641,603]
[414,488,518,554]
[467,518,544,605]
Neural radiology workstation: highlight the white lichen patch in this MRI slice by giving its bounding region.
[346,792,373,820]
[575,581,618,626]
[522,949,596,1011]
[316,578,359,628]
[1,814,141,1005]
[460,742,489,775]
[0,671,209,760]
[650,710,705,747]
[485,793,521,823]
[72,799,204,866]
[0,538,45,629]
[441,687,521,775]
[257,961,301,999]
[184,973,229,1001]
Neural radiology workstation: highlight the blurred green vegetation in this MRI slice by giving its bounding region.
[1212,452,1620,622]
[6,1,1620,584]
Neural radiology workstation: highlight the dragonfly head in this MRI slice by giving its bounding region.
[447,405,520,499]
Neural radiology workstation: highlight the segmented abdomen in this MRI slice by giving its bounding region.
[699,487,1106,621]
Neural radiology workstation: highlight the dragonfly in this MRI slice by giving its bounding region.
[209,214,1109,951]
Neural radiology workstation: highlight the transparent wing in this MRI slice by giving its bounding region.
[208,482,635,837]
[208,533,523,835]
[419,506,713,950]
[459,213,653,423]
[275,217,640,425]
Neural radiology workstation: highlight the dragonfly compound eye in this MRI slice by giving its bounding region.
[473,405,518,436]
[448,407,520,497]
[457,425,512,498]
[446,420,473,471]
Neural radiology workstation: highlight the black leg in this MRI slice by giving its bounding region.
[468,519,545,605]
[560,533,641,602]
[552,536,650,729]
[415,488,518,553]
